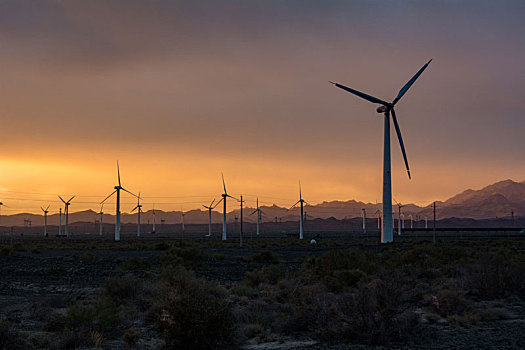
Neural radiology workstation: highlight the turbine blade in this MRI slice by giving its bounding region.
[221,172,227,194]
[203,205,209,209]
[212,197,223,209]
[227,194,239,201]
[131,206,138,212]
[393,59,432,105]
[210,198,215,207]
[330,81,389,106]
[249,210,257,215]
[299,181,302,200]
[68,196,75,203]
[58,195,66,204]
[101,190,117,204]
[122,188,138,198]
[46,205,50,211]
[41,207,45,212]
[117,160,121,187]
[288,200,300,211]
[391,109,411,179]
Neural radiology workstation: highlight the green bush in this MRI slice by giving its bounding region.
[122,327,140,346]
[119,256,151,271]
[64,298,121,333]
[153,267,234,349]
[159,247,207,271]
[248,250,279,264]
[80,251,96,263]
[105,275,143,302]
[245,265,286,287]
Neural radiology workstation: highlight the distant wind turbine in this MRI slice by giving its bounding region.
[101,161,138,241]
[131,192,142,237]
[330,59,432,243]
[203,199,219,237]
[0,202,9,227]
[250,197,264,236]
[289,182,306,240]
[362,208,367,234]
[58,195,75,237]
[41,205,50,237]
[216,173,238,241]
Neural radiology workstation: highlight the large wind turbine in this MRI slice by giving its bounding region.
[217,173,238,241]
[41,205,50,237]
[101,161,138,241]
[250,197,264,236]
[330,59,431,243]
[131,193,142,237]
[203,199,219,237]
[289,183,306,240]
[59,196,75,237]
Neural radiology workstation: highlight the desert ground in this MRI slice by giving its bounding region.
[1,234,524,349]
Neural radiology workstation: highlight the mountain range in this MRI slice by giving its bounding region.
[1,179,523,227]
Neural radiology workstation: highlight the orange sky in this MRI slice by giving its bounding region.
[0,0,524,214]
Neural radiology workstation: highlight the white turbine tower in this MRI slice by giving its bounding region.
[59,207,62,236]
[289,183,306,240]
[250,197,264,236]
[331,59,432,243]
[58,196,75,237]
[362,208,367,234]
[101,161,138,241]
[99,204,104,236]
[131,193,142,237]
[41,205,50,237]
[217,173,238,241]
[203,199,219,237]
[396,202,405,236]
[152,204,156,234]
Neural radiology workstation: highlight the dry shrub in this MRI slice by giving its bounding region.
[339,273,418,344]
[152,267,234,349]
[463,252,525,299]
[245,265,286,287]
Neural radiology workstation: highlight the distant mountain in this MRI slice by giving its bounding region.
[0,179,523,227]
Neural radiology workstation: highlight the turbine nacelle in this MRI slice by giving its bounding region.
[376,105,388,113]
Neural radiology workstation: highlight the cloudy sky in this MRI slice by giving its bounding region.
[0,0,524,214]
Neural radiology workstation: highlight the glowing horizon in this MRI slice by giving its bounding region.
[1,1,524,215]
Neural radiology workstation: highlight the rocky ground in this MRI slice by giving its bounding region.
[0,238,524,349]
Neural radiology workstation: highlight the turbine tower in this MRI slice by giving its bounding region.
[250,197,264,236]
[59,207,62,236]
[396,202,405,236]
[58,196,75,237]
[331,59,431,243]
[218,173,238,241]
[41,205,50,237]
[362,208,367,234]
[131,193,142,237]
[203,199,219,237]
[101,161,137,241]
[289,182,306,240]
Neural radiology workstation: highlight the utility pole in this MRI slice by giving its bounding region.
[59,208,62,236]
[433,202,436,245]
[181,212,185,240]
[239,195,244,247]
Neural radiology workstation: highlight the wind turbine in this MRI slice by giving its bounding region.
[362,208,367,234]
[58,196,75,237]
[395,201,405,236]
[289,182,306,240]
[131,193,142,237]
[101,161,138,241]
[41,205,50,237]
[330,59,432,243]
[203,199,219,237]
[217,173,238,241]
[99,204,104,236]
[250,197,264,236]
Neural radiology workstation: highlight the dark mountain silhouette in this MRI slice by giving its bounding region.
[1,179,523,227]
